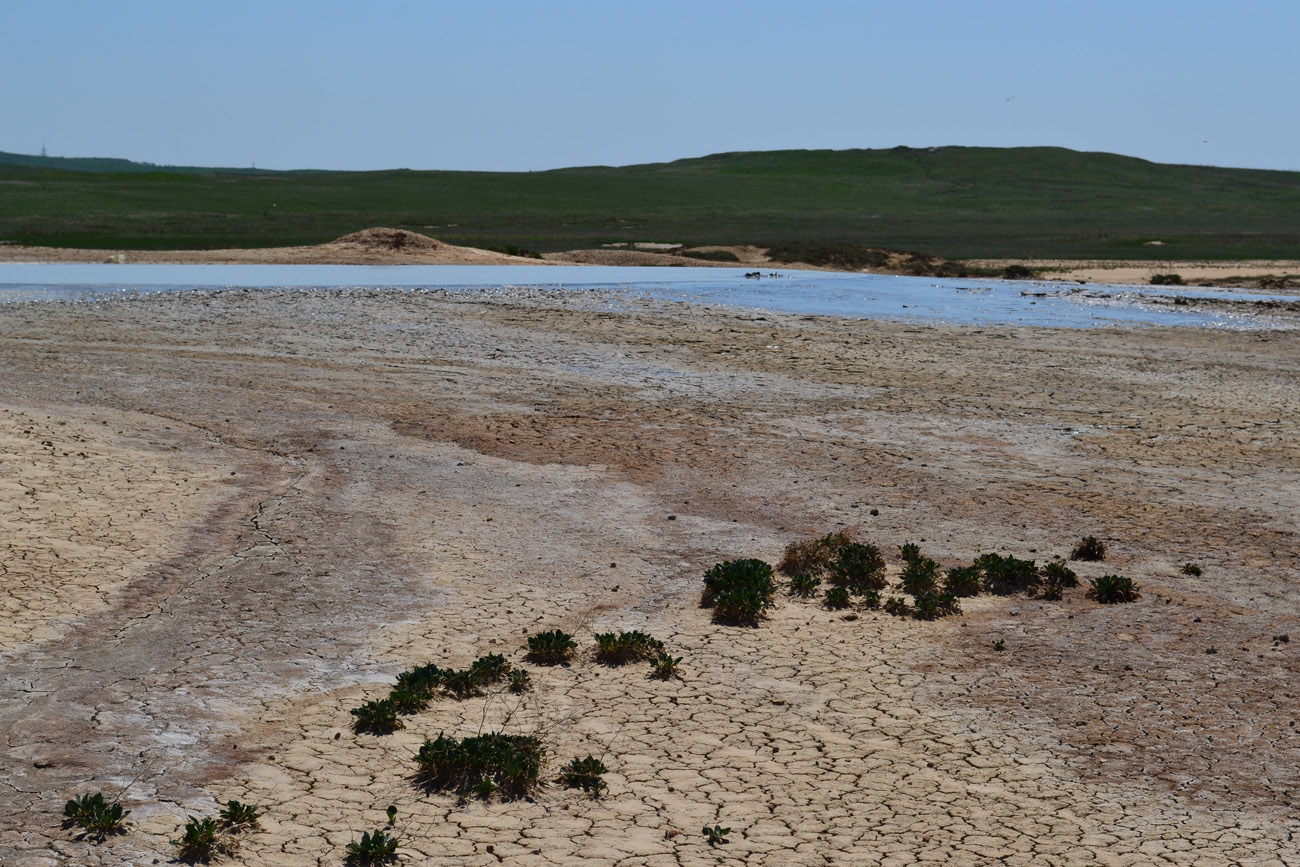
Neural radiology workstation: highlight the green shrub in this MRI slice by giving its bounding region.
[63,792,129,840]
[778,530,852,576]
[648,651,683,680]
[976,553,1040,596]
[788,573,821,598]
[1040,561,1079,587]
[827,542,887,590]
[823,586,852,610]
[351,699,403,735]
[1036,580,1064,601]
[992,638,1006,652]
[898,542,921,562]
[702,559,777,625]
[1071,536,1107,561]
[559,755,609,796]
[594,630,664,665]
[703,824,732,846]
[217,800,260,831]
[395,663,444,694]
[345,829,400,865]
[439,668,485,700]
[900,557,941,596]
[507,667,532,693]
[1002,264,1034,279]
[414,732,546,801]
[469,653,512,684]
[526,629,577,665]
[1087,574,1140,604]
[172,816,232,863]
[944,565,982,597]
[858,589,882,609]
[1150,273,1184,285]
[911,592,961,620]
[388,686,432,716]
[883,596,911,617]
[1181,562,1202,576]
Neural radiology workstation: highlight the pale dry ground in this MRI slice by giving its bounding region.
[1,288,1298,866]
[966,259,1300,288]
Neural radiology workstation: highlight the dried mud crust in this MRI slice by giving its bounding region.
[0,288,1297,865]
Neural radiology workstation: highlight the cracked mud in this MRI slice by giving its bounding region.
[1,288,1297,865]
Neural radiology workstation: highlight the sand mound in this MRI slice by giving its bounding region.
[329,227,442,252]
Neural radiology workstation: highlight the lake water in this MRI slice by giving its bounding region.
[0,263,1290,329]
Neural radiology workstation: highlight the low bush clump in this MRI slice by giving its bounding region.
[1087,574,1141,604]
[857,589,882,609]
[345,829,400,865]
[827,542,887,591]
[469,653,512,684]
[702,559,777,625]
[351,699,403,735]
[217,800,260,831]
[1002,264,1034,279]
[911,591,961,620]
[594,630,665,666]
[1071,535,1107,561]
[526,629,577,665]
[778,530,852,577]
[507,667,532,693]
[388,686,432,716]
[900,557,941,596]
[823,586,851,610]
[1040,561,1079,587]
[1150,273,1184,285]
[415,732,545,801]
[976,553,1040,596]
[1036,580,1064,601]
[1181,562,1203,576]
[648,651,683,680]
[559,755,609,796]
[883,596,911,617]
[172,815,233,863]
[944,565,982,597]
[394,663,444,695]
[63,792,129,840]
[682,249,740,262]
[788,573,821,598]
[898,542,922,563]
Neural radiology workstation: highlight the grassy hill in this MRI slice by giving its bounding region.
[1,147,1297,259]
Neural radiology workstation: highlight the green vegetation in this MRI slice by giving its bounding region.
[648,651,683,680]
[594,630,665,665]
[681,248,740,262]
[1087,574,1141,604]
[559,755,610,796]
[701,559,778,625]
[1071,536,1107,562]
[1181,562,1203,576]
[217,800,260,831]
[414,732,546,801]
[351,699,403,735]
[345,829,401,866]
[703,824,732,846]
[944,565,983,597]
[63,792,129,840]
[508,667,533,693]
[827,542,887,591]
[525,629,578,665]
[976,553,1041,596]
[824,586,852,610]
[3,146,1296,259]
[1150,273,1184,285]
[172,816,233,863]
[788,572,822,598]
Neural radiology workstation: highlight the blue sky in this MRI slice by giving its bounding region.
[3,0,1297,172]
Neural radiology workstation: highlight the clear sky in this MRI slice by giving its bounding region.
[4,0,1297,172]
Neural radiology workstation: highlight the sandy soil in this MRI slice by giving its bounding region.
[1,287,1298,865]
[969,259,1300,290]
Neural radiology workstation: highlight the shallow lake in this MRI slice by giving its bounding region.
[0,263,1290,329]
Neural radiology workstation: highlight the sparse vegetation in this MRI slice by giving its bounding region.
[1002,264,1035,279]
[559,755,609,796]
[415,732,546,801]
[900,557,942,596]
[351,699,403,735]
[828,542,887,591]
[1071,536,1107,561]
[388,686,432,716]
[788,572,821,598]
[1150,273,1184,285]
[911,591,961,620]
[594,630,665,665]
[976,553,1040,596]
[702,559,778,625]
[703,824,732,846]
[63,792,129,840]
[824,586,852,610]
[992,639,1006,652]
[778,530,852,577]
[898,542,922,562]
[648,651,683,680]
[1040,561,1079,587]
[507,667,533,693]
[172,816,233,863]
[1181,562,1203,577]
[1087,574,1141,604]
[345,829,401,866]
[883,596,911,617]
[526,629,578,665]
[217,800,260,831]
[944,565,983,597]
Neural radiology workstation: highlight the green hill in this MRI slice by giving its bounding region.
[1,146,1297,259]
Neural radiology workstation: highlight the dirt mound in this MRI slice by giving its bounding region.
[330,228,442,252]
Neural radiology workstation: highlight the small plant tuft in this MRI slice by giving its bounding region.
[1087,574,1140,604]
[944,565,982,597]
[63,792,129,840]
[469,653,512,684]
[702,559,777,625]
[594,630,665,666]
[778,530,852,576]
[507,667,532,693]
[883,596,911,617]
[828,542,887,590]
[217,800,260,831]
[898,542,922,562]
[992,638,1006,652]
[703,824,732,846]
[172,815,233,863]
[911,591,961,620]
[415,732,546,801]
[976,553,1040,596]
[900,557,941,596]
[823,586,852,610]
[1071,536,1107,561]
[388,686,432,716]
[351,699,403,735]
[788,572,821,598]
[1040,561,1079,587]
[1150,273,1184,285]
[1181,562,1202,577]
[345,829,401,865]
[648,650,683,680]
[559,755,609,796]
[526,629,578,665]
